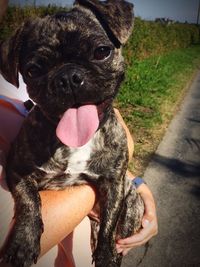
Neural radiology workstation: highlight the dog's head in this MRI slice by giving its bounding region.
[0,0,133,147]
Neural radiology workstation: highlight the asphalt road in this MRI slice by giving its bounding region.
[122,71,200,267]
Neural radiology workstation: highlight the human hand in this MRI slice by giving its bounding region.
[88,178,158,257]
[116,182,158,256]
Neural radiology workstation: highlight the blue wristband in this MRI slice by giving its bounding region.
[132,177,146,189]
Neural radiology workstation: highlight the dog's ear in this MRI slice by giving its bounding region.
[0,26,24,88]
[74,0,134,47]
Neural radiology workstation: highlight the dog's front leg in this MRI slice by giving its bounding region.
[93,175,125,267]
[117,179,144,239]
[2,173,43,267]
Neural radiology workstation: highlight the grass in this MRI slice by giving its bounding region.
[116,45,200,175]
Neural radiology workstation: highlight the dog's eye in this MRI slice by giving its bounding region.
[94,46,112,61]
[26,65,42,79]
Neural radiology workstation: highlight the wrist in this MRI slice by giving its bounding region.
[132,177,146,189]
[126,170,147,190]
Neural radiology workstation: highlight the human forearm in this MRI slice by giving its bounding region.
[114,108,134,161]
[39,185,96,256]
[0,184,95,266]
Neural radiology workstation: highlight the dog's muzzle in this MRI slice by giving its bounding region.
[53,67,84,93]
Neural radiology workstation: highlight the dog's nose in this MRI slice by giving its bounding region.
[70,71,84,87]
[56,70,84,92]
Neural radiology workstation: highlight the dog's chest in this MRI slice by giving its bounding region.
[35,114,127,190]
[37,133,100,189]
[64,139,94,175]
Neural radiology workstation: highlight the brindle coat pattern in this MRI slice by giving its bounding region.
[0,1,144,266]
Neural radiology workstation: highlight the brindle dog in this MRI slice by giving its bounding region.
[0,1,144,266]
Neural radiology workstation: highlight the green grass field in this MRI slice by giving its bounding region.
[117,45,200,174]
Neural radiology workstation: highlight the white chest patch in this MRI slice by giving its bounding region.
[65,138,94,175]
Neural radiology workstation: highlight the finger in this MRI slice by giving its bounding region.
[88,210,99,218]
[142,217,158,237]
[122,248,131,256]
[117,233,154,250]
[116,225,158,251]
[142,218,151,228]
[142,202,158,235]
[116,246,123,254]
[117,219,157,245]
[116,245,132,255]
[143,206,156,226]
[138,183,158,230]
[117,228,149,245]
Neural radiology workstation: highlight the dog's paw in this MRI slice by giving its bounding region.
[4,244,39,267]
[3,219,43,267]
[93,245,122,267]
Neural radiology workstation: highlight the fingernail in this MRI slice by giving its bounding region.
[123,251,128,256]
[142,219,150,228]
[116,247,123,254]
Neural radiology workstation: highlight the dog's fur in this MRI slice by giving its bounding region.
[0,1,144,266]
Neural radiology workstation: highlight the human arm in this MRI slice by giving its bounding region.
[114,108,134,162]
[39,186,96,256]
[0,184,96,267]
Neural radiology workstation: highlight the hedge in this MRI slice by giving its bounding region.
[125,17,200,61]
[0,6,66,39]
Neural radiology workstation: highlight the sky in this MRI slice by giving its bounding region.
[9,0,199,23]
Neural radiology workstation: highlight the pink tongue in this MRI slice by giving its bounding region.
[56,105,99,148]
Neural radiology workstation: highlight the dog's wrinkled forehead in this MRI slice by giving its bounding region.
[52,8,103,35]
[21,8,111,58]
